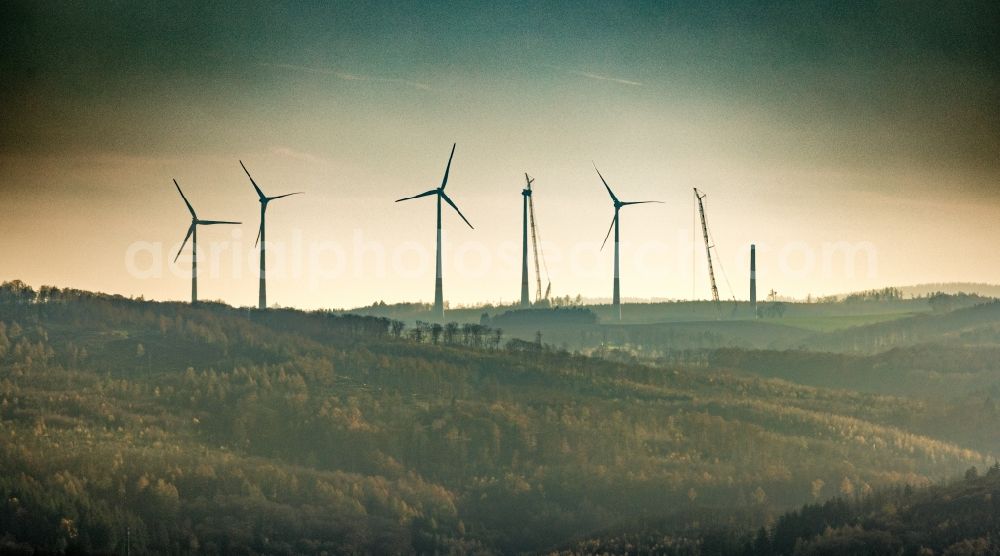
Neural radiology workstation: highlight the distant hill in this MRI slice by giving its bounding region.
[487,306,598,328]
[0,280,991,553]
[838,283,1000,299]
[794,299,1000,353]
[901,282,1000,298]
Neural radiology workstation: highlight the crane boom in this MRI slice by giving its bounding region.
[525,173,550,303]
[694,188,721,314]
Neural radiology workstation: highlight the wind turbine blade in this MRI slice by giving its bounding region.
[240,160,267,200]
[173,179,197,218]
[174,224,195,263]
[395,189,438,202]
[619,200,664,206]
[600,214,617,251]
[268,191,304,201]
[198,220,241,225]
[440,143,456,190]
[592,164,619,203]
[441,191,474,229]
[255,221,263,248]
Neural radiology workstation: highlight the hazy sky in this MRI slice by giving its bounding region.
[2,1,998,309]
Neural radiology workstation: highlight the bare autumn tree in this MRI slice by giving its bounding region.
[410,326,424,344]
[0,280,36,305]
[444,322,459,344]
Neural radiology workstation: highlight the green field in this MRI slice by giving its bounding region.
[347,300,935,353]
[345,299,933,327]
[777,312,921,332]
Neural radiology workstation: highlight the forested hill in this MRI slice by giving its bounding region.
[898,282,1000,298]
[0,281,992,554]
[556,465,1000,555]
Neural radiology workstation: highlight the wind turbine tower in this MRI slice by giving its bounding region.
[172,180,241,304]
[396,143,474,320]
[239,161,304,310]
[595,165,662,321]
[750,244,757,318]
[520,174,534,307]
[521,173,551,306]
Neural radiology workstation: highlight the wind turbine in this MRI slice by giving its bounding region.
[240,161,304,310]
[172,180,241,304]
[395,143,473,320]
[594,165,662,321]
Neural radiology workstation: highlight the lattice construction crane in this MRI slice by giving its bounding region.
[694,188,721,316]
[525,174,551,303]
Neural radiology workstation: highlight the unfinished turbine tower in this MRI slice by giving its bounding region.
[395,143,473,320]
[750,244,757,318]
[239,160,304,310]
[595,165,662,321]
[520,175,533,306]
[520,173,551,307]
[172,180,241,304]
[694,188,722,317]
